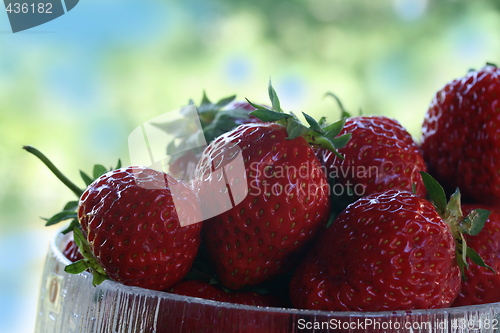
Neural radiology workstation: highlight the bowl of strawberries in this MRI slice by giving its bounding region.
[33,67,500,332]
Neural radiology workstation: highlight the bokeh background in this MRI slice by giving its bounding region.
[1,0,499,331]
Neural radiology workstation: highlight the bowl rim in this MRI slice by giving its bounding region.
[52,231,500,319]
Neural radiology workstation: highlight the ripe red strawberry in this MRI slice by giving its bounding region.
[195,122,331,290]
[453,204,500,306]
[290,173,489,311]
[71,166,203,290]
[316,112,427,202]
[168,280,283,307]
[24,146,203,290]
[421,63,500,205]
[193,84,349,290]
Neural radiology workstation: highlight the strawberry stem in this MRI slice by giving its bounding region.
[23,145,83,198]
[247,82,350,157]
[324,92,351,119]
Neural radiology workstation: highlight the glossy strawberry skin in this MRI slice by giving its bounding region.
[168,280,282,307]
[290,190,461,312]
[421,64,500,204]
[316,116,427,199]
[78,166,203,291]
[453,205,500,306]
[194,122,331,290]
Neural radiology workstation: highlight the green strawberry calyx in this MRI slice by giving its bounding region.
[419,171,494,277]
[65,228,108,286]
[152,92,259,166]
[247,81,351,159]
[196,91,256,142]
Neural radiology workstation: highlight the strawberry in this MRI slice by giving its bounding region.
[453,204,500,306]
[62,235,83,262]
[163,280,287,333]
[421,63,500,205]
[24,146,203,290]
[71,166,203,290]
[193,83,350,290]
[166,93,264,181]
[317,96,427,209]
[168,280,283,307]
[289,173,490,311]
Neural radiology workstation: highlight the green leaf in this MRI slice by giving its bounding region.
[115,159,122,169]
[445,189,463,225]
[64,259,108,287]
[198,91,213,113]
[80,170,93,186]
[250,109,292,122]
[467,246,495,273]
[456,248,466,278]
[302,112,323,134]
[218,108,251,120]
[331,133,352,150]
[63,201,79,211]
[318,117,327,127]
[93,165,108,180]
[326,209,337,229]
[69,228,109,285]
[244,98,268,111]
[65,259,89,274]
[461,209,490,236]
[152,119,193,139]
[285,119,309,140]
[202,110,251,142]
[92,271,108,287]
[307,135,344,159]
[61,219,79,234]
[44,211,78,226]
[419,171,447,215]
[268,80,281,112]
[214,95,236,110]
[460,233,468,270]
[73,227,84,248]
[166,140,178,156]
[73,228,94,261]
[323,118,346,140]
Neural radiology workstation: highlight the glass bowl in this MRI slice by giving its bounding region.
[34,232,500,333]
